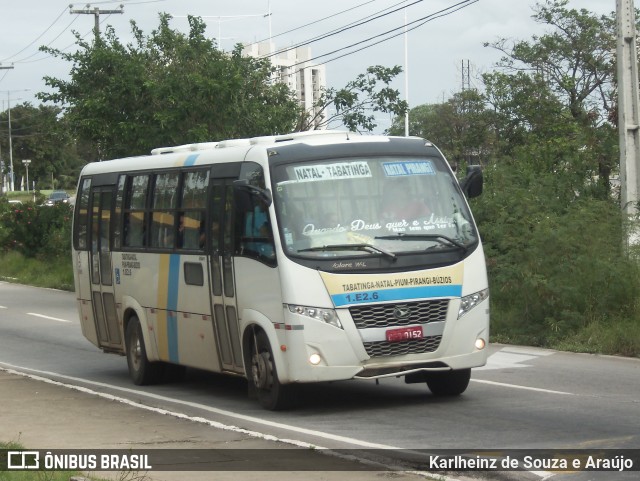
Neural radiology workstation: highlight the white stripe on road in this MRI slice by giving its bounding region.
[27,313,72,323]
[0,362,551,480]
[0,362,397,449]
[472,378,573,396]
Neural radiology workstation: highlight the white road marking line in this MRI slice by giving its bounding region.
[500,346,555,357]
[477,346,555,371]
[0,362,550,480]
[0,361,396,449]
[27,313,72,323]
[471,379,573,396]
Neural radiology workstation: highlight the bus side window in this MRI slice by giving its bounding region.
[179,170,209,251]
[177,211,205,250]
[74,177,92,251]
[123,174,149,248]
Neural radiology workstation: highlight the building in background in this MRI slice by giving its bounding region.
[243,41,326,130]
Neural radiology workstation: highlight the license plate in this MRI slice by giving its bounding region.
[385,326,423,342]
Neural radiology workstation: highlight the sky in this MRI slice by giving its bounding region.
[0,0,615,131]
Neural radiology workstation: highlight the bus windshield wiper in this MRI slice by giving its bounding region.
[297,243,396,260]
[375,233,467,252]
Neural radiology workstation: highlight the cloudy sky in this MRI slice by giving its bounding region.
[0,0,614,130]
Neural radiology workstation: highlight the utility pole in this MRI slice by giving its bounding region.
[8,93,14,192]
[69,4,124,36]
[617,0,640,225]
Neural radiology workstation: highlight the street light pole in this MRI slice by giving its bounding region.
[22,159,31,193]
[8,94,14,192]
[3,89,30,192]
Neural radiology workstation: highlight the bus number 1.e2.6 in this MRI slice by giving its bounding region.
[345,292,379,303]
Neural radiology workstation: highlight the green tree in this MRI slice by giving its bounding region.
[387,89,494,170]
[471,1,637,348]
[0,103,81,191]
[484,0,616,194]
[39,14,301,160]
[299,65,408,132]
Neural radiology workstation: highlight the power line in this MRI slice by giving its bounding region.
[245,0,379,48]
[0,6,68,62]
[264,0,424,60]
[11,16,81,64]
[283,0,478,73]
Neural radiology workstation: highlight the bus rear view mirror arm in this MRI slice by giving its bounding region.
[234,180,273,206]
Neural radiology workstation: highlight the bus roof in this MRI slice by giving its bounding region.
[78,131,433,177]
[150,131,353,155]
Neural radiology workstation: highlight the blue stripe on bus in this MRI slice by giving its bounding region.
[167,254,181,363]
[184,154,199,166]
[331,284,463,307]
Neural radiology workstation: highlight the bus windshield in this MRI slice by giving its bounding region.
[272,155,477,258]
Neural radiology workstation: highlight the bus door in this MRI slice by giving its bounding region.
[89,186,121,349]
[209,164,244,374]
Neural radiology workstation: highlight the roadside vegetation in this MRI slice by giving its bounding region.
[0,196,73,291]
[1,1,639,357]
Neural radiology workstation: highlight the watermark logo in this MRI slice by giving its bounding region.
[7,451,40,470]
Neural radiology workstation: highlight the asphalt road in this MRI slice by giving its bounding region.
[1,281,639,480]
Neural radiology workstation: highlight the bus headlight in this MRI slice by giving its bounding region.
[287,304,342,329]
[458,288,489,319]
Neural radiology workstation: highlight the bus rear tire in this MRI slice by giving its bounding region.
[248,330,297,410]
[126,316,164,385]
[426,368,471,396]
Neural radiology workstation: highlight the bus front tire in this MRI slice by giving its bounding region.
[426,368,471,396]
[248,330,297,410]
[125,316,164,385]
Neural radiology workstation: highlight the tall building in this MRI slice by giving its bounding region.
[243,41,327,130]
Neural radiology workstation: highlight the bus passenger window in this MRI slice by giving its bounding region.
[177,211,205,250]
[124,212,145,247]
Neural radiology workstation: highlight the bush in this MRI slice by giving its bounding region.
[0,200,72,261]
[473,161,640,351]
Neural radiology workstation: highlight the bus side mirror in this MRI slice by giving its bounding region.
[234,180,273,206]
[461,165,483,198]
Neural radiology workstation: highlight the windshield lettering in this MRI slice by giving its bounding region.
[382,160,435,177]
[293,161,372,183]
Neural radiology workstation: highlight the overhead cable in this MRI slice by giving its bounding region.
[1,6,68,62]
[282,0,478,76]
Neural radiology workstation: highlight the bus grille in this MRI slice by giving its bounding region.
[349,299,449,329]
[363,335,442,357]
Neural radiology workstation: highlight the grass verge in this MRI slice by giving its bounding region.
[0,251,73,291]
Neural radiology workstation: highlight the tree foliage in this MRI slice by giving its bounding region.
[37,14,409,160]
[0,103,82,190]
[484,0,617,192]
[387,89,494,170]
[472,1,632,345]
[390,1,637,349]
[38,14,301,160]
[299,65,408,132]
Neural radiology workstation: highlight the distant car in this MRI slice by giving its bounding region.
[45,190,71,206]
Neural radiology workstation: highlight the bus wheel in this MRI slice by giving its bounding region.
[426,368,471,396]
[125,316,164,385]
[249,330,297,410]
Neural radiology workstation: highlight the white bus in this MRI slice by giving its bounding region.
[72,131,489,410]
